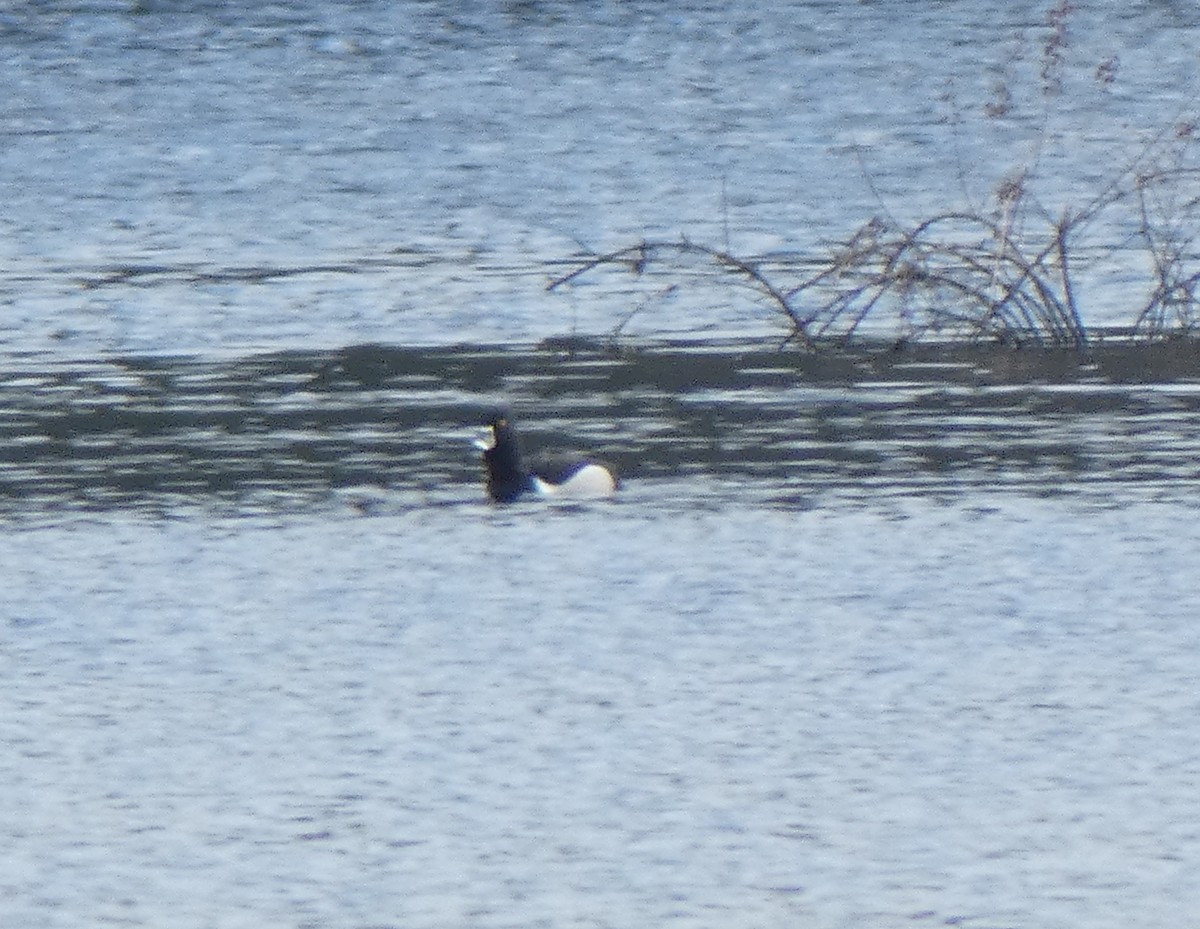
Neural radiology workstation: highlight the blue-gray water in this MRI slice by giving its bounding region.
[6,3,1200,928]
[5,0,1200,353]
[8,499,1200,929]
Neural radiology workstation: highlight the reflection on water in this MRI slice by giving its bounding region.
[4,337,1200,514]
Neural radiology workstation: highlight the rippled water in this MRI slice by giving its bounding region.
[4,337,1200,514]
[8,492,1200,928]
[7,341,1200,928]
[4,1,1200,353]
[7,3,1200,928]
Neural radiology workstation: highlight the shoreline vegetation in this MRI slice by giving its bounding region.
[548,1,1200,357]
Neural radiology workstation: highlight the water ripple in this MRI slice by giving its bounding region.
[3,338,1200,515]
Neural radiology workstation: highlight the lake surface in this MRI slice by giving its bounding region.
[6,3,1200,928]
[7,492,1200,929]
[4,0,1200,353]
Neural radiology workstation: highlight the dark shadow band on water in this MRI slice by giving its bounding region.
[3,334,1200,516]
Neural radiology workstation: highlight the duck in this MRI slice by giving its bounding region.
[475,411,618,503]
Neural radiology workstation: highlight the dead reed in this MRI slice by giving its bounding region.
[549,2,1200,351]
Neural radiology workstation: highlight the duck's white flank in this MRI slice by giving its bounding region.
[532,463,617,499]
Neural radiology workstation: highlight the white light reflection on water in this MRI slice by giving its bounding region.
[4,495,1200,928]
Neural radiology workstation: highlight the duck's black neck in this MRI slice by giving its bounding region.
[483,420,532,502]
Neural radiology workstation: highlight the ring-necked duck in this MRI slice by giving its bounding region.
[475,412,617,503]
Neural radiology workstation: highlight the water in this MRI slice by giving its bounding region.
[4,1,1200,353]
[8,499,1200,928]
[6,342,1200,928]
[6,3,1200,927]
